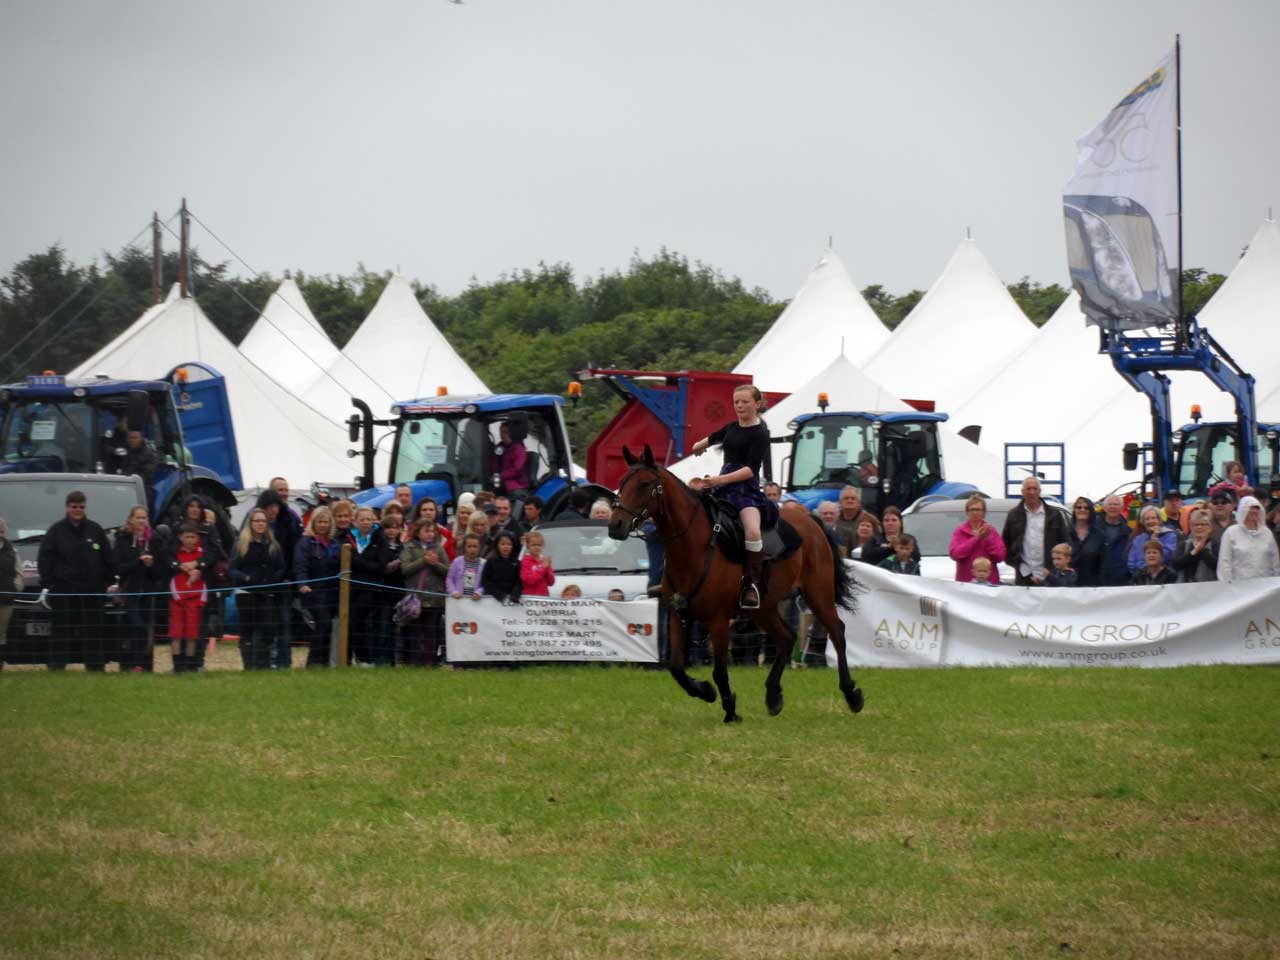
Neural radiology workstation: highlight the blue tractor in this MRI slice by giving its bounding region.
[781,409,982,513]
[348,393,613,516]
[0,365,241,526]
[1065,186,1271,501]
[1166,410,1280,499]
[1106,321,1274,500]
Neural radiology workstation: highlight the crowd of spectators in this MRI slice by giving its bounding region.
[802,466,1280,589]
[1013,478,1280,588]
[15,456,1280,674]
[17,476,625,673]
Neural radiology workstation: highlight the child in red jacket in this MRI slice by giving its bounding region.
[169,524,208,673]
[519,530,556,596]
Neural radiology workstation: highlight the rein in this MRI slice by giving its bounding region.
[614,465,717,608]
[612,466,700,545]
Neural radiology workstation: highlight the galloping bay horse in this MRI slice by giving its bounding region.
[608,445,864,723]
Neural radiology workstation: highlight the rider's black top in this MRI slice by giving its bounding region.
[708,421,770,482]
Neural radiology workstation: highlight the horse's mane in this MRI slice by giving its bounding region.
[655,465,704,514]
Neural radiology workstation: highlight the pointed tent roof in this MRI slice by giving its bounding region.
[667,354,1006,495]
[1197,219,1280,350]
[1054,219,1280,498]
[943,291,1152,499]
[927,288,1185,499]
[1032,221,1280,497]
[1196,219,1280,420]
[239,278,339,394]
[337,275,487,402]
[734,250,889,393]
[70,291,353,488]
[862,238,1037,413]
[952,291,1122,446]
[73,285,180,370]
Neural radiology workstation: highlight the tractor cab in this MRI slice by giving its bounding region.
[350,393,610,516]
[784,411,974,513]
[0,368,241,521]
[0,376,173,476]
[1173,413,1280,499]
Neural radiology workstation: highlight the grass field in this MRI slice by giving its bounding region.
[1,664,1278,959]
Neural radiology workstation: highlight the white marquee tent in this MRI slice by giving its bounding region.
[289,276,489,482]
[238,278,339,395]
[1197,219,1280,420]
[862,238,1037,413]
[296,334,399,432]
[322,275,488,409]
[734,250,889,393]
[949,291,1150,498]
[668,354,1008,496]
[952,292,1091,447]
[1035,219,1280,499]
[70,288,354,488]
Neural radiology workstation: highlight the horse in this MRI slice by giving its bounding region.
[608,445,864,723]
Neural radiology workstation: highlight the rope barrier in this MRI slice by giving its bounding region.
[0,573,639,602]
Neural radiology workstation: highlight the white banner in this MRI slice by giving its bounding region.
[829,565,1280,668]
[1063,47,1180,330]
[446,597,660,663]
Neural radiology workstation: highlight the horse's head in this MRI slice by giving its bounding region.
[608,444,662,541]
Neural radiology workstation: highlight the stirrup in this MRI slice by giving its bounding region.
[739,581,761,610]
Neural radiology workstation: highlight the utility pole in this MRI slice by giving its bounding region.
[151,212,162,305]
[178,198,190,299]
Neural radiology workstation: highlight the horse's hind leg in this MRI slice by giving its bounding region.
[812,600,864,714]
[667,605,715,704]
[754,602,796,717]
[708,621,741,723]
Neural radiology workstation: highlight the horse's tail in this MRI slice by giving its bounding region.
[828,529,861,612]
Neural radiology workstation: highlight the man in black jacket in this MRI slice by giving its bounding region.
[1002,477,1070,586]
[1098,495,1132,586]
[256,488,302,668]
[37,490,114,670]
[116,430,159,487]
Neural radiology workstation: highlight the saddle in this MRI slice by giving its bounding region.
[703,496,804,566]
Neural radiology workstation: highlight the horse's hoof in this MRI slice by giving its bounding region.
[845,686,865,714]
[698,681,716,703]
[766,691,784,716]
[724,713,743,724]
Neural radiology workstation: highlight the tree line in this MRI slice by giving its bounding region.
[0,243,1225,453]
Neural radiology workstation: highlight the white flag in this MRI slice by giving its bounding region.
[1063,48,1180,331]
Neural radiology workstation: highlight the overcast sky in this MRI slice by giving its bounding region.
[3,0,1278,302]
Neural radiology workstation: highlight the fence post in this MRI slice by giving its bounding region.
[337,543,352,668]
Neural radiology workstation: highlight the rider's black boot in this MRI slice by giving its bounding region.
[740,551,764,610]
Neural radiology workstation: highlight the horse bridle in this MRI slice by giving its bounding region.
[611,465,663,535]
[612,464,699,543]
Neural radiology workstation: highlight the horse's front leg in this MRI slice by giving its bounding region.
[668,604,715,704]
[708,620,740,723]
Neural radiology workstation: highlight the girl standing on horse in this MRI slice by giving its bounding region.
[689,384,776,609]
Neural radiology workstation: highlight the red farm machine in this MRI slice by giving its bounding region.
[579,369,788,489]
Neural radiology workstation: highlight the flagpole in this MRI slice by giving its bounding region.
[1175,34,1185,343]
